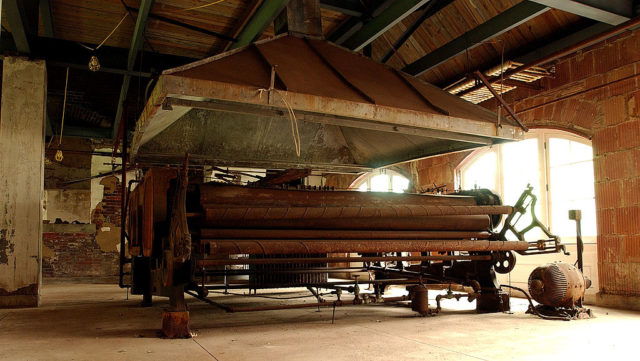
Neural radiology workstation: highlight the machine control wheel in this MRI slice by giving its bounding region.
[493,251,516,274]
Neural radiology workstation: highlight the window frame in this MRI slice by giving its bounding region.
[456,128,595,243]
[350,169,410,193]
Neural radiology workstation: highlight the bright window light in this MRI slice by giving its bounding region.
[457,129,596,241]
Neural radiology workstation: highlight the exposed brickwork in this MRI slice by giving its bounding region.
[414,151,470,193]
[42,230,119,278]
[42,175,123,281]
[413,28,640,297]
[91,176,122,228]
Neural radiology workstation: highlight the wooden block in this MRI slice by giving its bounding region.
[162,310,190,338]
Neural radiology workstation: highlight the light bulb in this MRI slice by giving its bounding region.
[88,55,100,72]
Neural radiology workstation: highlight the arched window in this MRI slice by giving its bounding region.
[350,169,410,193]
[456,129,598,299]
[456,129,596,239]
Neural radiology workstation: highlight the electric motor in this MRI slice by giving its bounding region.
[528,263,591,308]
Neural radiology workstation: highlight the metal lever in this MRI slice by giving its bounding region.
[569,209,584,272]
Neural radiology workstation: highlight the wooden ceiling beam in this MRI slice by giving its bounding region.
[402,2,549,77]
[125,5,235,42]
[39,0,55,38]
[112,0,155,140]
[342,0,430,52]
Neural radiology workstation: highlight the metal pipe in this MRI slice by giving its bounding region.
[500,284,570,321]
[185,290,234,312]
[118,117,129,289]
[201,229,491,240]
[199,184,477,208]
[204,205,513,221]
[203,215,492,231]
[205,239,529,255]
[197,254,493,267]
[204,279,424,290]
[200,267,366,276]
[214,295,411,313]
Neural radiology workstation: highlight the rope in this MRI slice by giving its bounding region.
[58,67,70,147]
[178,0,226,11]
[78,13,129,51]
[258,88,302,157]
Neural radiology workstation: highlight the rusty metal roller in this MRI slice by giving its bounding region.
[199,184,478,208]
[204,205,513,221]
[202,214,491,230]
[205,239,531,256]
[528,263,592,308]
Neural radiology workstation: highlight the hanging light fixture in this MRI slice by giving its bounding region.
[54,149,64,162]
[88,55,101,72]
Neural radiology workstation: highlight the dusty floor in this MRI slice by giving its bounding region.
[0,283,638,361]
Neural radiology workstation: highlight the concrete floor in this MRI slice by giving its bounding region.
[0,283,638,361]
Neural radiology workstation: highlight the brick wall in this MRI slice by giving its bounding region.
[42,224,119,280]
[414,28,640,304]
[42,175,123,282]
[91,176,122,229]
[414,151,471,193]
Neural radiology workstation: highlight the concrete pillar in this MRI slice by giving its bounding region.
[0,57,47,307]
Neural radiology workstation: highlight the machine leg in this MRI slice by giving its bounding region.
[447,259,511,313]
[142,290,153,307]
[476,291,510,313]
[474,260,510,313]
[162,286,190,338]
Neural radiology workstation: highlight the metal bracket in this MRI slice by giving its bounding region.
[497,184,568,256]
[472,70,528,132]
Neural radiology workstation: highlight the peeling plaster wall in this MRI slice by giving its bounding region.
[0,57,47,307]
[40,142,127,282]
[43,189,91,223]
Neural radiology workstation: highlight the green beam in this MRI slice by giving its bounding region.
[112,0,155,139]
[319,0,363,17]
[342,0,429,51]
[39,0,55,38]
[515,22,612,64]
[230,0,290,50]
[62,126,112,139]
[403,1,549,76]
[4,0,31,54]
[529,0,631,25]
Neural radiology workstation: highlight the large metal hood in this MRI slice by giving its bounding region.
[131,34,524,173]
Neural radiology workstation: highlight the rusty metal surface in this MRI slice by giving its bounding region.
[257,36,368,102]
[250,253,327,288]
[201,229,491,240]
[200,183,477,207]
[205,239,530,255]
[408,285,431,316]
[528,263,588,308]
[199,183,494,230]
[203,214,491,230]
[171,45,272,88]
[197,254,495,266]
[138,109,357,170]
[204,205,513,223]
[132,35,524,169]
[306,39,440,113]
